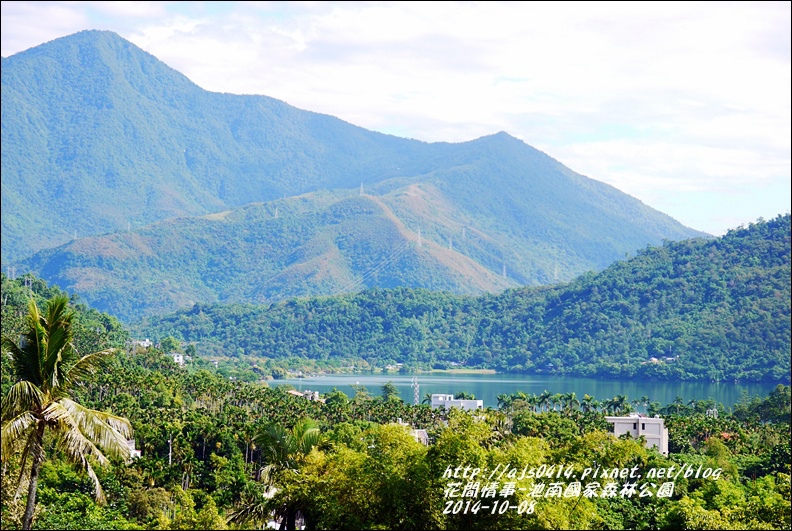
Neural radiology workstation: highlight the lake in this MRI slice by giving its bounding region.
[270,372,780,410]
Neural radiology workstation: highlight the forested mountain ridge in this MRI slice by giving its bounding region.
[138,214,791,382]
[4,30,705,309]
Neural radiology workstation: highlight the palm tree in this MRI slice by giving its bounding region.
[562,392,580,412]
[230,418,322,530]
[496,393,512,409]
[672,396,685,414]
[551,393,563,412]
[538,390,553,413]
[612,394,632,415]
[581,394,596,413]
[1,295,132,530]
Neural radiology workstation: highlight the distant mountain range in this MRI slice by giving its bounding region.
[3,30,707,320]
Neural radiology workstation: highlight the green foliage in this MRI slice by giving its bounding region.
[381,381,401,401]
[733,385,792,423]
[140,215,791,382]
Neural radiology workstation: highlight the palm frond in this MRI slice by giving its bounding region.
[255,424,294,467]
[1,381,44,422]
[2,336,42,387]
[297,427,322,457]
[25,299,47,384]
[257,463,277,487]
[40,296,76,391]
[61,349,116,392]
[1,411,37,461]
[43,402,110,467]
[44,402,109,503]
[57,398,132,461]
[227,495,273,526]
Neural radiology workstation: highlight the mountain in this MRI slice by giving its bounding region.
[4,30,707,319]
[138,215,791,383]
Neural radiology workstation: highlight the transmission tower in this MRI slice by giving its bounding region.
[411,376,419,405]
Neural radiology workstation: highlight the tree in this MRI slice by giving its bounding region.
[160,336,181,353]
[1,295,133,530]
[230,418,322,530]
[538,390,553,413]
[454,391,475,400]
[562,392,580,412]
[380,381,401,402]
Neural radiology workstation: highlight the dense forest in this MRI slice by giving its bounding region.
[138,214,791,383]
[1,276,789,530]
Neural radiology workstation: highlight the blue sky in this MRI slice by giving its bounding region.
[2,1,789,235]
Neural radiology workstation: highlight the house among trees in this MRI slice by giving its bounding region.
[430,393,483,411]
[606,413,669,455]
[126,439,142,460]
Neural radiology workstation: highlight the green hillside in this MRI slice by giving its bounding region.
[138,215,791,382]
[5,30,705,310]
[20,190,514,320]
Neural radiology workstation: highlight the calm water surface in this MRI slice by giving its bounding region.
[270,372,779,410]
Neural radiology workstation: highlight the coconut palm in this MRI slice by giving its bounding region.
[1,295,132,530]
[229,418,322,530]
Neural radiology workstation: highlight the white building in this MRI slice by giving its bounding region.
[171,353,185,366]
[430,393,483,411]
[606,414,669,456]
[126,439,141,460]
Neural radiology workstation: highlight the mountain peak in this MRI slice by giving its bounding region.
[4,30,706,311]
